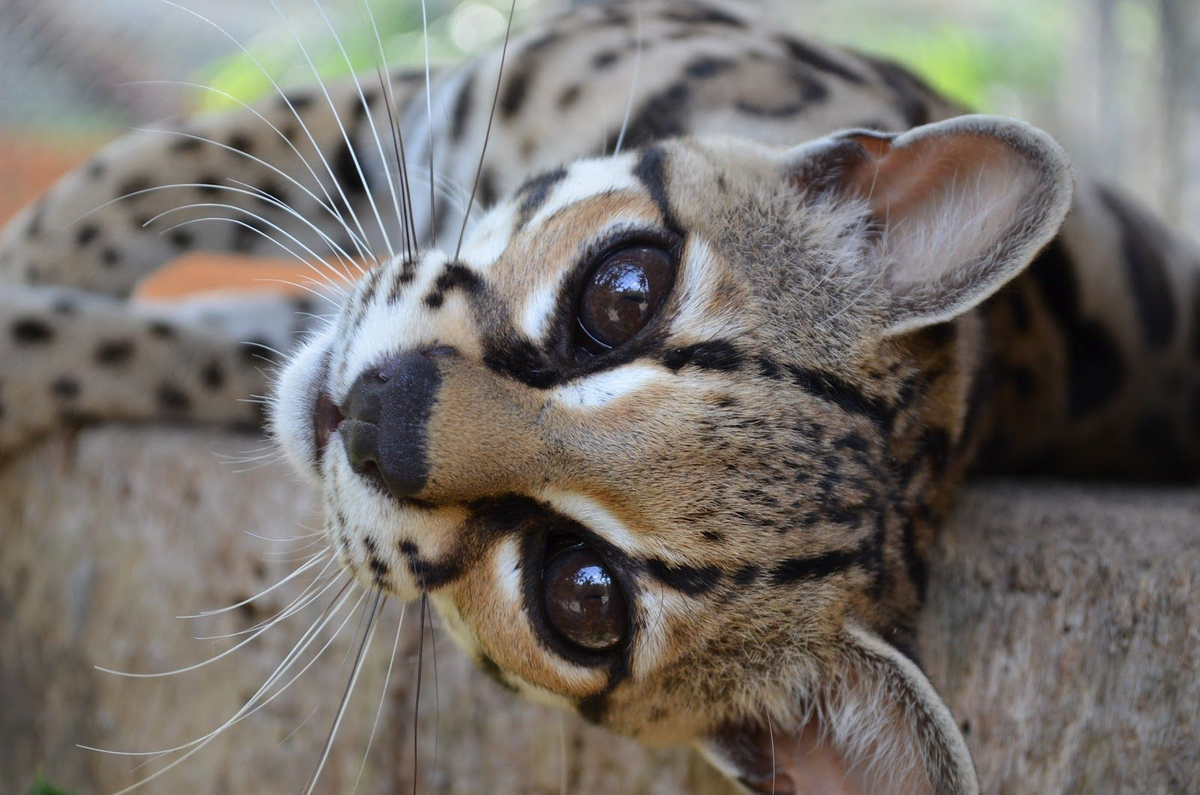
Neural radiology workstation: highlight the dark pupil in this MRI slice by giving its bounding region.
[542,546,626,651]
[578,246,672,349]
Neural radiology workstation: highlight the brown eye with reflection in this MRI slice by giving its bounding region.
[542,544,626,651]
[576,245,674,353]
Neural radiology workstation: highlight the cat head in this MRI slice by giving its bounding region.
[271,115,1072,792]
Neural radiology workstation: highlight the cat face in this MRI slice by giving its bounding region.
[272,117,1071,792]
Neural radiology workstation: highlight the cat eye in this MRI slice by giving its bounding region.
[542,541,626,651]
[575,245,674,354]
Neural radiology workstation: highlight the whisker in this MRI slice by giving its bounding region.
[267,0,388,261]
[157,0,377,263]
[84,580,358,767]
[613,0,644,156]
[419,0,436,246]
[353,599,406,794]
[311,0,405,260]
[144,202,351,296]
[412,594,428,795]
[455,0,517,260]
[304,588,384,794]
[121,78,369,261]
[178,550,330,620]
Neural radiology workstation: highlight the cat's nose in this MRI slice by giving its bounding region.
[339,348,450,500]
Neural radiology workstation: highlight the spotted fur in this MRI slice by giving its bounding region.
[1,1,1198,792]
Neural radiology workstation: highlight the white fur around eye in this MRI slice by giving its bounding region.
[551,363,663,409]
[528,156,640,229]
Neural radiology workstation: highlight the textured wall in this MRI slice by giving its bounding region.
[1,427,1197,793]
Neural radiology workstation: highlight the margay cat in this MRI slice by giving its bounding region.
[2,0,1198,792]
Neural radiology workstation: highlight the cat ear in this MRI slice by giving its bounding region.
[786,115,1074,336]
[699,622,977,795]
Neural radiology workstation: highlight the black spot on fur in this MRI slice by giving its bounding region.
[117,177,153,200]
[169,230,194,249]
[661,6,745,26]
[1028,240,1126,417]
[736,65,828,118]
[867,57,933,127]
[51,298,77,316]
[557,84,583,110]
[451,70,475,141]
[593,50,620,69]
[779,35,866,83]
[621,83,690,151]
[282,91,315,111]
[101,248,121,268]
[86,160,106,179]
[686,56,737,79]
[226,133,253,156]
[732,564,760,586]
[157,383,192,412]
[51,377,81,400]
[172,137,204,154]
[478,168,499,208]
[662,340,743,372]
[644,559,721,595]
[95,340,135,366]
[76,225,99,246]
[332,141,366,199]
[148,321,176,339]
[12,318,54,344]
[201,360,225,390]
[1098,187,1176,349]
[500,58,534,120]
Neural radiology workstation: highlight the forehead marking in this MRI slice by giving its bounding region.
[528,156,640,230]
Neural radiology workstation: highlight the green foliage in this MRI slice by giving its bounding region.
[195,0,515,112]
[27,775,75,795]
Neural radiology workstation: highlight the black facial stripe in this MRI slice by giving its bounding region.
[642,558,722,596]
[424,261,484,308]
[1027,239,1126,417]
[1098,187,1177,350]
[661,340,744,372]
[769,547,861,585]
[514,167,567,231]
[633,146,681,231]
[784,364,894,430]
[398,540,463,590]
[685,56,737,79]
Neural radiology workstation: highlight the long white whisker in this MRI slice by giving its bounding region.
[146,207,350,298]
[268,0,390,260]
[311,0,404,259]
[122,78,368,258]
[87,584,362,794]
[352,600,406,794]
[304,589,383,794]
[361,0,415,257]
[175,547,325,616]
[420,0,436,246]
[154,0,377,262]
[613,0,644,156]
[455,0,517,260]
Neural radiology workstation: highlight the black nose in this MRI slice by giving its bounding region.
[339,349,446,500]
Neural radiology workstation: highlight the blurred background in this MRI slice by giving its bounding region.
[1,0,1198,285]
